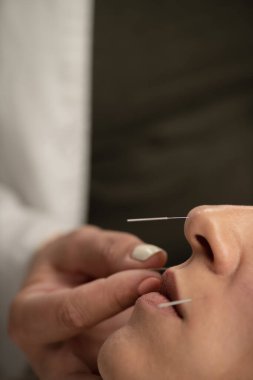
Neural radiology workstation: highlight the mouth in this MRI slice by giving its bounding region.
[159,269,185,319]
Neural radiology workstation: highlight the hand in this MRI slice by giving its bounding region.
[9,226,166,379]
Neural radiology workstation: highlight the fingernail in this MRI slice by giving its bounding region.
[131,244,165,261]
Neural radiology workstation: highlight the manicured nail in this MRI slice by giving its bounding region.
[131,244,165,261]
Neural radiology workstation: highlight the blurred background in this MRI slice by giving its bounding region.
[89,0,253,265]
[1,2,253,379]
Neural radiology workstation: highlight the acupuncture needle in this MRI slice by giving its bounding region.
[126,217,190,308]
[127,216,189,222]
[158,298,192,308]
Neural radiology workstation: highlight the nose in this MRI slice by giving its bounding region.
[184,205,241,276]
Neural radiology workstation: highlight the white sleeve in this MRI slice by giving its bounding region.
[0,0,93,377]
[0,185,77,377]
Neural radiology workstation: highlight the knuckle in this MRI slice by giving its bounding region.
[101,237,114,264]
[69,228,86,250]
[108,279,132,311]
[70,225,101,249]
[57,295,91,330]
[113,289,129,311]
[95,277,127,314]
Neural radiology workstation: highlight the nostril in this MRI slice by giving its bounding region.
[195,235,214,262]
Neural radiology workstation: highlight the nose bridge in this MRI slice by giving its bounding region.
[184,206,240,276]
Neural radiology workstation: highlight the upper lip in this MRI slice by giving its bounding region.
[160,269,185,318]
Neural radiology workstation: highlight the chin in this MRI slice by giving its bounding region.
[98,328,126,380]
[97,335,114,379]
[98,326,143,380]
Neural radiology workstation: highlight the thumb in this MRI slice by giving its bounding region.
[10,270,161,345]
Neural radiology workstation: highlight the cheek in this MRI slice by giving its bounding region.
[186,303,253,379]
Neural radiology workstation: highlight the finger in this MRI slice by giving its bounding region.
[71,307,134,371]
[52,226,167,277]
[26,342,101,380]
[66,376,102,380]
[10,270,161,344]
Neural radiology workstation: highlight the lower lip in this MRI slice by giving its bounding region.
[136,292,178,317]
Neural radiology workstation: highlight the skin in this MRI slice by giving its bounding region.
[8,226,167,380]
[98,205,253,380]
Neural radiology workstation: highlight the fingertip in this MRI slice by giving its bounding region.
[137,277,162,295]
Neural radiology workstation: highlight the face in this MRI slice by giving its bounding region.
[98,205,253,380]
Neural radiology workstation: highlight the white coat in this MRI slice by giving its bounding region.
[0,1,93,376]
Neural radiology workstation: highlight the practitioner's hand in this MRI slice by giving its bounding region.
[9,226,166,380]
